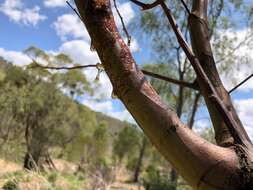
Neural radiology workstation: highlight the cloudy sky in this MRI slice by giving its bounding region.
[0,0,253,138]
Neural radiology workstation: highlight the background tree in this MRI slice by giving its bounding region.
[132,134,148,183]
[91,122,110,166]
[113,125,141,164]
[0,49,95,170]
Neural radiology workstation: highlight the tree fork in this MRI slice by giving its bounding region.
[74,0,253,189]
[189,0,249,146]
[129,0,251,146]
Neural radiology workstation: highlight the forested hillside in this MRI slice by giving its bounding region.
[0,56,202,190]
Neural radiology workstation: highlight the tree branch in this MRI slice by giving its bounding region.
[229,74,253,94]
[29,59,199,90]
[129,0,160,10]
[142,69,198,90]
[131,0,251,145]
[189,0,250,146]
[66,1,82,20]
[29,63,98,70]
[180,0,190,15]
[113,0,131,46]
[73,0,247,188]
[188,92,201,129]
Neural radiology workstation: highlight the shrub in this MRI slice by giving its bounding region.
[143,165,175,190]
[3,181,20,190]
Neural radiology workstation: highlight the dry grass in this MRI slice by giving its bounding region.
[53,159,77,174]
[0,159,21,175]
[0,159,143,190]
[0,170,51,190]
[111,182,144,190]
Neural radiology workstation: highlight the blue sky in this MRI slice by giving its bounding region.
[0,0,253,138]
[0,0,141,122]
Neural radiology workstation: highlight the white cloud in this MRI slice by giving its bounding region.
[107,108,135,123]
[82,99,113,113]
[50,2,137,122]
[82,98,134,122]
[221,63,253,92]
[53,2,136,41]
[194,119,211,133]
[59,40,113,99]
[59,40,99,65]
[128,38,140,52]
[58,37,139,99]
[53,14,89,41]
[44,0,66,8]
[234,99,253,140]
[53,13,139,52]
[0,0,46,26]
[0,48,31,66]
[0,45,134,122]
[112,2,135,27]
[58,39,135,122]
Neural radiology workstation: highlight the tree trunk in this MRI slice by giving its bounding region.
[133,137,147,183]
[188,92,201,129]
[170,71,184,187]
[24,125,48,170]
[24,149,54,170]
[74,0,253,189]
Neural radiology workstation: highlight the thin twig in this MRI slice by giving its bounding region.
[188,92,201,129]
[113,0,131,46]
[66,1,83,21]
[29,61,198,90]
[129,0,160,10]
[229,74,253,93]
[180,0,190,14]
[29,61,98,70]
[142,69,198,90]
[67,0,131,46]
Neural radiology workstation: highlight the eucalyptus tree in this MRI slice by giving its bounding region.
[0,60,28,147]
[74,0,253,189]
[113,125,141,164]
[133,134,148,183]
[90,122,110,165]
[0,50,94,170]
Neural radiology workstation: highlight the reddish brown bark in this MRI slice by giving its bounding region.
[74,0,253,189]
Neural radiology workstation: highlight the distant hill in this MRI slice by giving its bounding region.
[95,111,135,135]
